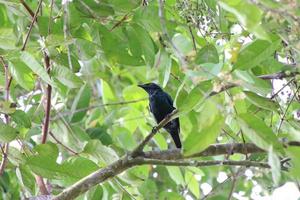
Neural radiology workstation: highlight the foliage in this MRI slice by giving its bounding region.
[0,0,300,199]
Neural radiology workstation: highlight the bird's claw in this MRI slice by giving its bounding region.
[152,126,158,133]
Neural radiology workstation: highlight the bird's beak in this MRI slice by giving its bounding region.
[138,84,145,89]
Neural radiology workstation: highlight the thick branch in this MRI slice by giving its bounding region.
[141,143,264,160]
[53,141,300,200]
[134,158,272,169]
[53,158,133,200]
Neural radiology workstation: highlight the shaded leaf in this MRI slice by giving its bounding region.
[10,110,31,128]
[0,122,18,142]
[234,36,281,70]
[20,52,54,86]
[70,84,91,123]
[244,91,279,112]
[195,44,219,64]
[238,114,283,152]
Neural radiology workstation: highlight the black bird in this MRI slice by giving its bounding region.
[138,83,181,148]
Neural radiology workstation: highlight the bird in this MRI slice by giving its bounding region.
[138,83,181,148]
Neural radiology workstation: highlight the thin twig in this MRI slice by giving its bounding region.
[21,0,43,51]
[47,0,54,35]
[49,132,78,155]
[277,86,300,132]
[201,176,232,200]
[270,78,295,99]
[41,53,52,144]
[158,0,188,70]
[51,98,147,120]
[20,0,35,18]
[110,13,130,32]
[188,25,197,52]
[0,57,10,176]
[62,0,73,70]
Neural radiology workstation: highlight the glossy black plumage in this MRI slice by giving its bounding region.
[138,83,181,148]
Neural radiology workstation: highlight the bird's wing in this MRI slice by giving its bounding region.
[165,92,174,108]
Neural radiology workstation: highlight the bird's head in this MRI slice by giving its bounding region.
[138,83,162,94]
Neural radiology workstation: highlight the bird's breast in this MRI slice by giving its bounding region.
[149,94,174,123]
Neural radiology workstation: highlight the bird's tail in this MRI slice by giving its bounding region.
[170,130,182,149]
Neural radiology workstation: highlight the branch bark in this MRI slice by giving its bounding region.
[41,53,52,144]
[20,0,51,195]
[52,141,299,200]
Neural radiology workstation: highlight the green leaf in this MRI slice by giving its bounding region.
[0,122,18,142]
[195,44,219,64]
[10,110,31,128]
[16,165,36,194]
[244,91,279,112]
[84,185,103,200]
[109,0,140,13]
[86,127,112,145]
[166,166,185,185]
[0,101,16,114]
[114,127,137,151]
[268,146,281,186]
[177,81,212,114]
[26,143,60,179]
[234,70,272,96]
[60,157,99,183]
[123,85,147,111]
[9,61,34,91]
[184,102,224,156]
[70,84,91,123]
[238,114,283,152]
[0,28,17,50]
[82,140,119,165]
[101,79,117,105]
[26,142,98,182]
[51,65,83,88]
[20,52,54,86]
[185,171,200,198]
[286,147,300,179]
[219,0,269,40]
[139,180,157,199]
[172,33,193,55]
[234,36,281,70]
[73,0,114,18]
[157,50,172,87]
[129,24,156,67]
[98,25,143,66]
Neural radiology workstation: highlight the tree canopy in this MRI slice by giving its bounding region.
[0,0,300,199]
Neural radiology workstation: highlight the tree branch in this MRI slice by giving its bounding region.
[41,53,52,144]
[20,1,51,195]
[131,109,178,157]
[21,0,43,51]
[53,140,299,200]
[49,131,78,155]
[20,0,35,18]
[0,57,11,176]
[52,98,147,121]
[158,0,188,70]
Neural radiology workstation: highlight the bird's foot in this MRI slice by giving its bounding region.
[152,126,158,133]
